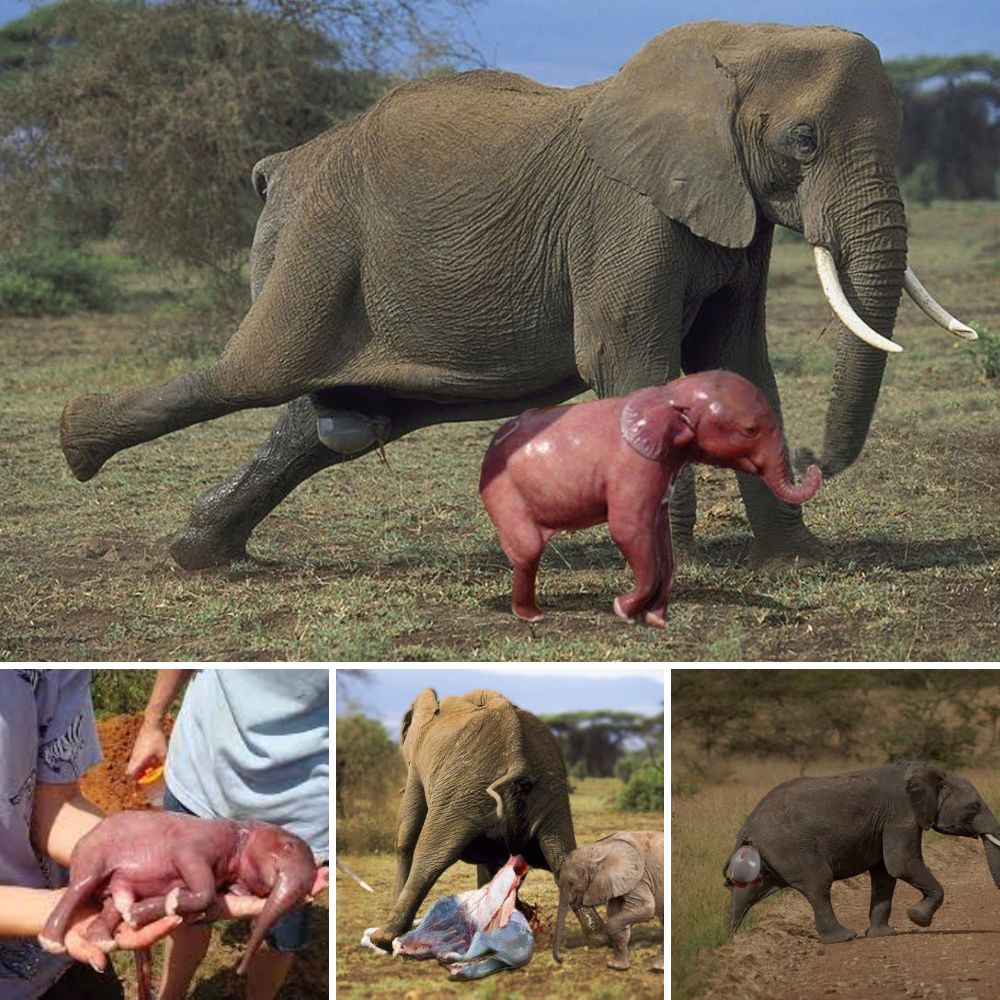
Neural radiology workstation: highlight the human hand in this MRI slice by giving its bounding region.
[185,863,328,923]
[62,900,181,971]
[125,722,168,782]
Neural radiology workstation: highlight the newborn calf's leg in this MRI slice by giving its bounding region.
[84,897,122,952]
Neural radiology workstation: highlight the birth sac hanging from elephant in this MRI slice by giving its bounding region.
[58,19,975,570]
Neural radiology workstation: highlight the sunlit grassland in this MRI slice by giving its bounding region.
[1,201,997,659]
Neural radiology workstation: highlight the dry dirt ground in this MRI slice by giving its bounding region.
[82,715,329,1000]
[697,837,1000,1000]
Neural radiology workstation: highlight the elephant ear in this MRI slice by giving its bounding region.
[621,387,695,462]
[401,688,439,760]
[580,25,756,248]
[583,840,645,906]
[904,761,945,830]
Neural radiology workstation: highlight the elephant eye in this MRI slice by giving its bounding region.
[742,424,759,437]
[788,122,818,160]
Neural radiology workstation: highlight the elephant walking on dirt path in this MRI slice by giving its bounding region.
[59,21,974,571]
[726,761,1000,943]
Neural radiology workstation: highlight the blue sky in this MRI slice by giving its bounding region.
[336,666,664,738]
[1,1,996,86]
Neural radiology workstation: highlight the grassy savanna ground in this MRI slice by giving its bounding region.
[672,754,1000,1000]
[1,201,998,659]
[336,777,663,998]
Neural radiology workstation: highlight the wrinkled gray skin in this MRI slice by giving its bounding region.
[553,831,664,972]
[61,20,910,571]
[726,761,1000,943]
[369,688,606,951]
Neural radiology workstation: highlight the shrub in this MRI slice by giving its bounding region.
[0,242,122,315]
[972,327,1000,381]
[901,159,938,207]
[617,757,664,812]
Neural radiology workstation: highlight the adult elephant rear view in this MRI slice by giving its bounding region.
[368,688,605,950]
[59,21,975,569]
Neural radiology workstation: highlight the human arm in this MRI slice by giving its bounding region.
[126,669,195,780]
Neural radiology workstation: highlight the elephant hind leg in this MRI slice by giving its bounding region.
[60,249,360,482]
[788,871,855,943]
[866,859,897,937]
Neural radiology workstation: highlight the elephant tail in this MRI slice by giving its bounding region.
[486,764,533,820]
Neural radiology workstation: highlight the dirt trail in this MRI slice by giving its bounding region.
[697,838,1000,1000]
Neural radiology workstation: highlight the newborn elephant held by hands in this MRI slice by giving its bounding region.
[39,810,318,975]
[369,688,606,951]
[726,760,1000,943]
[480,370,820,626]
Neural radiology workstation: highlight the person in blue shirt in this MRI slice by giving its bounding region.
[0,669,251,1000]
[127,669,329,1000]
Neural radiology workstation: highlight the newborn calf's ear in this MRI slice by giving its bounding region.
[620,389,692,460]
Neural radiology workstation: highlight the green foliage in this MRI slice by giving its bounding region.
[89,669,155,717]
[0,0,472,288]
[616,757,664,812]
[886,53,1000,201]
[971,327,1000,380]
[336,714,405,853]
[543,709,663,778]
[0,242,124,315]
[901,159,938,207]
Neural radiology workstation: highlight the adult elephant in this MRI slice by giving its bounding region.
[368,688,605,951]
[59,20,974,569]
[725,761,1000,943]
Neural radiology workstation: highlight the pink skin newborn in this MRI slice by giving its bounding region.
[479,370,821,627]
[38,810,317,977]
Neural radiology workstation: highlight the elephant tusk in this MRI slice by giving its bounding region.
[985,833,1000,849]
[812,246,903,354]
[903,266,978,341]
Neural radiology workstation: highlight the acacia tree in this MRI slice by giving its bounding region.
[0,0,476,291]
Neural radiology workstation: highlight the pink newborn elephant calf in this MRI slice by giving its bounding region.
[479,370,821,627]
[39,810,318,976]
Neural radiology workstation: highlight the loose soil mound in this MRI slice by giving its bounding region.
[81,713,172,813]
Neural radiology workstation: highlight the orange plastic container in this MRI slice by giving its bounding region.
[137,763,165,808]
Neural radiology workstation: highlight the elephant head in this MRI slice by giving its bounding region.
[582,21,974,479]
[235,822,319,975]
[552,836,645,963]
[905,762,1000,887]
[621,371,822,504]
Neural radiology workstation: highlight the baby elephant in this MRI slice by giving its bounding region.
[553,831,663,972]
[479,370,820,626]
[39,810,317,975]
[726,761,1000,943]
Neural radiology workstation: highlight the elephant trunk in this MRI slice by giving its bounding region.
[809,177,908,477]
[552,884,571,964]
[237,866,314,976]
[973,810,1000,888]
[760,438,822,505]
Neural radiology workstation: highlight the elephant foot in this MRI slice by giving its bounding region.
[642,607,668,629]
[906,905,934,928]
[607,957,630,971]
[670,536,703,565]
[866,924,895,938]
[169,526,251,570]
[60,395,117,482]
[749,529,828,571]
[512,603,543,623]
[368,926,397,952]
[818,926,856,944]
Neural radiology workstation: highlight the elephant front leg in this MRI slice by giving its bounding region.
[898,861,944,927]
[640,504,676,629]
[866,859,897,937]
[605,900,633,971]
